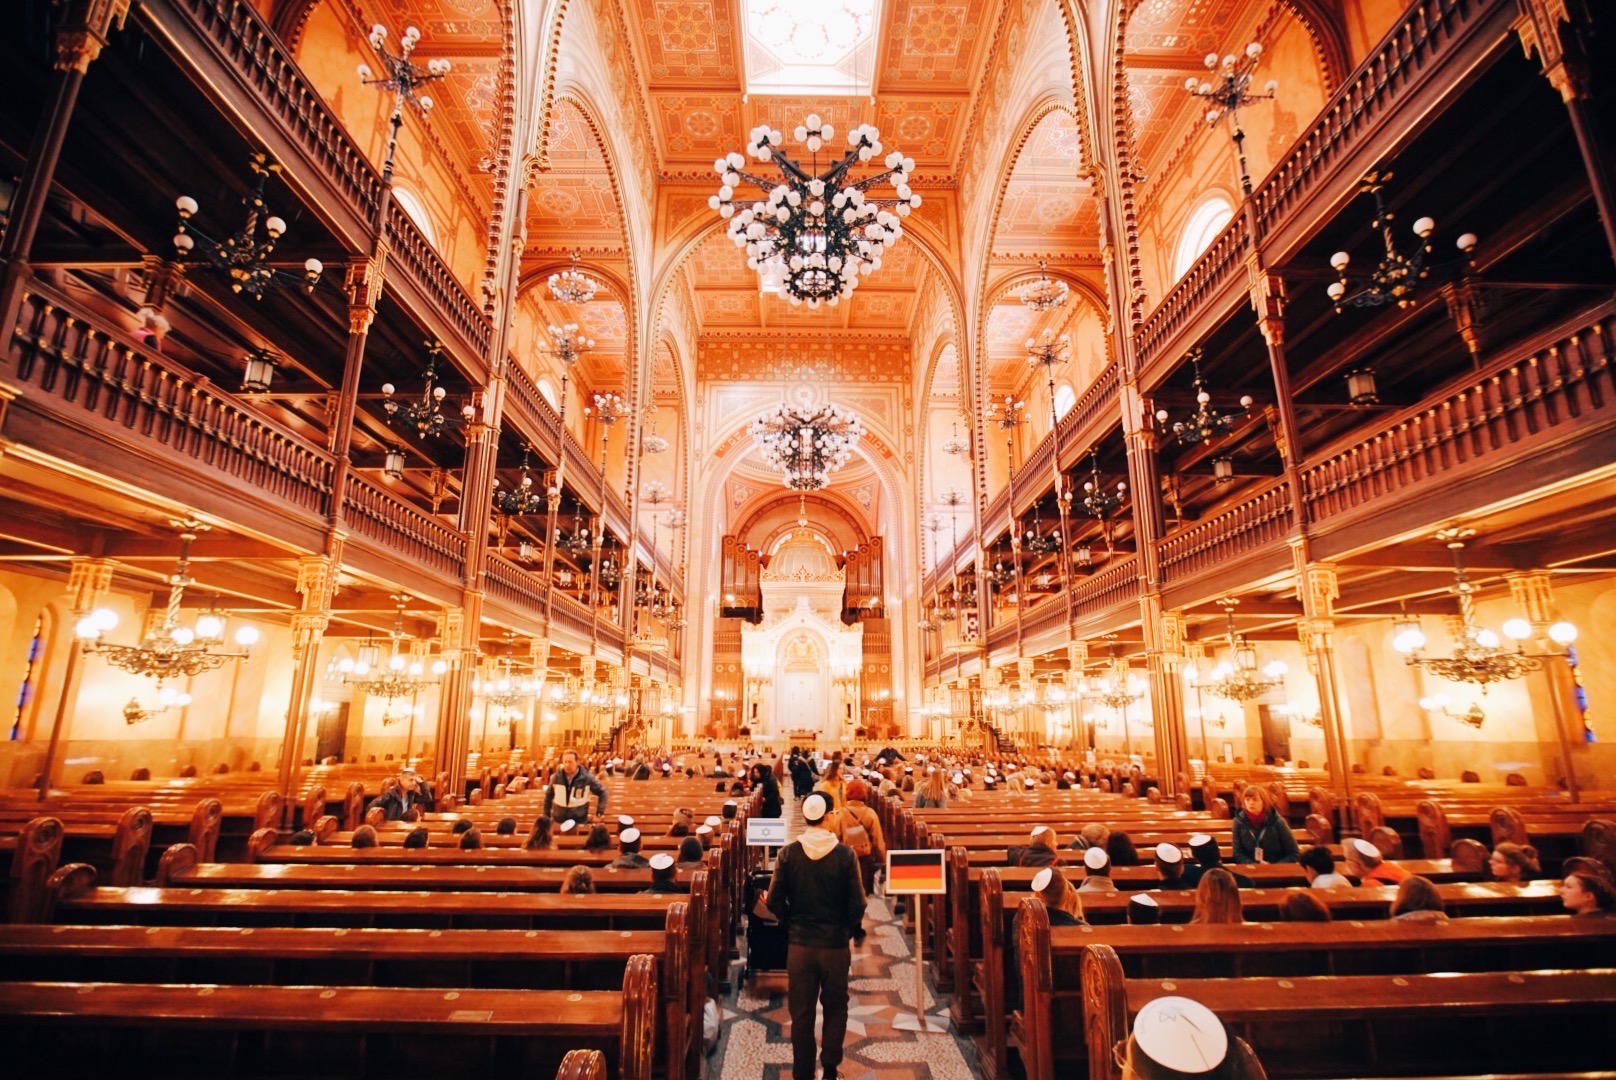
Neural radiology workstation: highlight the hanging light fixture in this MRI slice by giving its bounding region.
[1392,527,1575,690]
[1212,455,1235,484]
[1017,260,1070,312]
[558,511,594,555]
[122,685,194,726]
[357,22,450,178]
[547,322,595,367]
[548,252,600,305]
[710,115,921,307]
[173,154,322,300]
[1197,598,1286,702]
[1155,351,1253,445]
[76,521,261,688]
[492,444,546,516]
[241,349,277,394]
[1183,41,1277,196]
[383,447,406,480]
[336,595,447,700]
[382,341,472,439]
[641,406,670,455]
[1327,172,1477,311]
[942,420,970,457]
[748,402,865,491]
[1345,368,1380,406]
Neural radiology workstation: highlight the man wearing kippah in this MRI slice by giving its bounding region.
[765,792,867,1080]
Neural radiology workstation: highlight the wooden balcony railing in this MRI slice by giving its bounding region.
[483,552,547,620]
[342,473,467,579]
[157,0,384,244]
[153,0,493,370]
[384,199,491,366]
[7,284,333,519]
[1159,479,1293,583]
[1304,305,1616,523]
[1055,361,1120,460]
[1070,556,1140,620]
[1136,0,1512,372]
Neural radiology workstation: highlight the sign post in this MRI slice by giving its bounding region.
[884,849,948,1033]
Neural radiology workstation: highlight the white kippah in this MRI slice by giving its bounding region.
[1063,772,1075,781]
[1031,867,1054,892]
[1155,842,1183,864]
[705,816,722,827]
[952,773,965,786]
[618,815,635,827]
[1132,996,1229,1075]
[1024,777,1036,789]
[649,853,674,871]
[1131,892,1159,907]
[1031,825,1050,838]
[696,824,714,835]
[802,794,829,822]
[724,800,738,809]
[620,827,641,844]
[559,818,578,833]
[1084,847,1109,870]
[1189,833,1213,847]
[1350,837,1381,860]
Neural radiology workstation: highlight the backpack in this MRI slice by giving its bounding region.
[843,820,872,857]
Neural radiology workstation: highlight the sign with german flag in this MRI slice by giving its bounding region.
[885,849,947,895]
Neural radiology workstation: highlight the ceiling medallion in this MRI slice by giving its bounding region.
[710,115,921,307]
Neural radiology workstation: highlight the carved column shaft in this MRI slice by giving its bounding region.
[1142,601,1189,794]
[276,555,336,823]
[326,255,385,544]
[37,556,117,797]
[0,0,130,359]
[1295,557,1353,816]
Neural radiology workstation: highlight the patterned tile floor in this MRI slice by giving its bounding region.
[709,799,982,1079]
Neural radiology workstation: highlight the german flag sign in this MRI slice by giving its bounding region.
[885,849,946,895]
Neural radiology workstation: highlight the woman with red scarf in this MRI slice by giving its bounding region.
[1230,785,1300,864]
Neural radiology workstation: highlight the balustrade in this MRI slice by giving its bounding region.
[384,198,491,364]
[7,284,333,518]
[1304,307,1615,523]
[1055,362,1120,458]
[341,473,467,578]
[483,552,547,620]
[1136,0,1511,371]
[1070,556,1140,620]
[1158,479,1293,583]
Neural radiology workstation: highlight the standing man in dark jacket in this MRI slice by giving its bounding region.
[753,762,784,818]
[765,793,866,1080]
[543,750,608,826]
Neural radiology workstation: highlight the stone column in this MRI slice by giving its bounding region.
[1295,558,1352,814]
[1143,600,1189,794]
[276,555,336,823]
[37,556,116,797]
[0,0,129,351]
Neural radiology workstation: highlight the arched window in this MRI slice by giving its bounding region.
[1173,194,1235,280]
[1053,383,1076,419]
[537,377,558,408]
[393,187,438,248]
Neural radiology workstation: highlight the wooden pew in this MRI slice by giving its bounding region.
[0,909,698,1077]
[1080,944,1616,1080]
[1015,904,1616,1080]
[0,955,657,1078]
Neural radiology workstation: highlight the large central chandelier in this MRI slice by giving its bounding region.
[1017,261,1070,312]
[548,252,599,305]
[710,115,921,307]
[1197,598,1286,702]
[1392,528,1575,690]
[749,403,865,491]
[77,521,260,686]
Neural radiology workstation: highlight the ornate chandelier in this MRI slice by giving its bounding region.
[1082,657,1144,711]
[491,445,546,517]
[1154,351,1253,446]
[547,322,595,367]
[1327,171,1477,311]
[942,422,970,457]
[336,596,447,700]
[548,252,599,305]
[474,656,540,711]
[1198,598,1286,702]
[1018,261,1070,312]
[1392,528,1575,690]
[710,115,921,306]
[77,521,260,686]
[173,154,323,300]
[382,341,472,439]
[1183,41,1277,196]
[748,403,865,491]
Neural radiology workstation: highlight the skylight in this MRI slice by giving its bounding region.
[742,0,881,95]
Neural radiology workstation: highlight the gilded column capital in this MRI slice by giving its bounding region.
[53,0,130,73]
[1297,561,1340,618]
[1246,259,1287,346]
[294,555,337,612]
[1506,570,1555,627]
[436,607,466,666]
[288,611,329,657]
[1514,0,1587,102]
[65,556,116,612]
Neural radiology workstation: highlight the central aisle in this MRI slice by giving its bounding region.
[710,797,982,1079]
